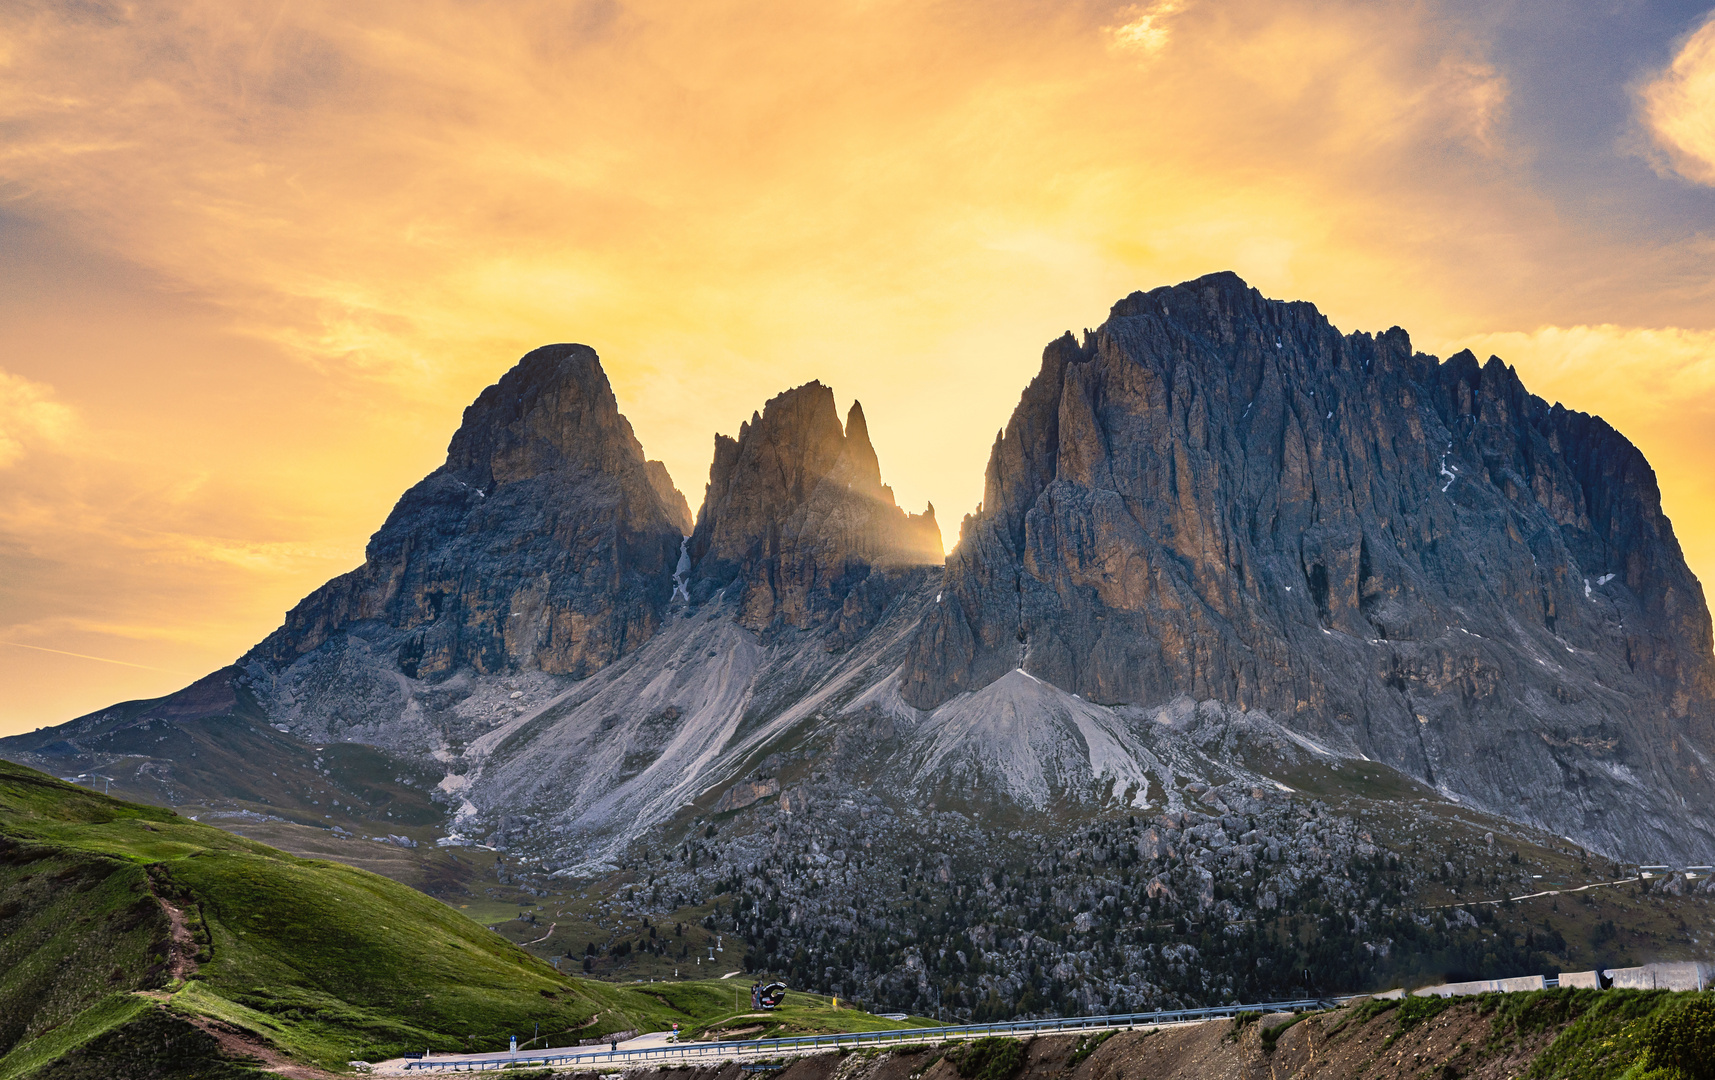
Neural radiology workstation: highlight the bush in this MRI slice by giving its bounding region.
[950,1037,1026,1080]
[1066,1030,1113,1066]
[1638,997,1715,1080]
[1397,994,1458,1031]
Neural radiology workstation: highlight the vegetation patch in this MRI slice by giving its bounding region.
[11,1003,265,1080]
[1346,997,1401,1026]
[1260,1012,1311,1055]
[0,994,154,1080]
[1066,1029,1113,1065]
[1633,994,1715,1080]
[0,760,922,1077]
[1396,994,1459,1031]
[948,1036,1025,1080]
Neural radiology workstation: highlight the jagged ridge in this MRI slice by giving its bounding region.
[690,381,942,631]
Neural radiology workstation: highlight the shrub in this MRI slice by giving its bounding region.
[1637,997,1715,1080]
[950,1036,1026,1080]
[1397,994,1458,1031]
[1067,1030,1113,1066]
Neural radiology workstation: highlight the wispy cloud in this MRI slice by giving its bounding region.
[1106,1,1187,58]
[1640,11,1715,185]
[0,639,193,676]
[0,370,73,467]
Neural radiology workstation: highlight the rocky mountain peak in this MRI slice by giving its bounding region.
[689,381,942,630]
[837,400,885,498]
[903,270,1715,856]
[244,344,688,683]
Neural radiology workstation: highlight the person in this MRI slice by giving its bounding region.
[610,1038,618,1053]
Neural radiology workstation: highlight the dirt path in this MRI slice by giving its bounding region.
[180,1010,342,1079]
[144,866,201,982]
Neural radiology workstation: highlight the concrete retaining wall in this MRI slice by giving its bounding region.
[1412,975,1545,998]
[1602,962,1715,991]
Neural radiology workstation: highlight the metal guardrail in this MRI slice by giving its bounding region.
[402,997,1343,1071]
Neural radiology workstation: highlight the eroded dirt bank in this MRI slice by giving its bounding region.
[592,995,1632,1080]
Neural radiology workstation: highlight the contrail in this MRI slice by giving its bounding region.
[0,640,190,675]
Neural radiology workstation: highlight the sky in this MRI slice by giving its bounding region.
[2,0,1715,736]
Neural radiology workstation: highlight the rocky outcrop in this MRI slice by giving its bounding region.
[645,461,695,536]
[711,778,780,813]
[246,343,689,681]
[688,382,942,630]
[901,272,1715,857]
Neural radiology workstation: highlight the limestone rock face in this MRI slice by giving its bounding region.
[247,343,689,680]
[688,381,942,630]
[901,272,1715,856]
[644,460,695,536]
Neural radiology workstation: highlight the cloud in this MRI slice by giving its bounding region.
[0,0,1561,527]
[1450,324,1715,403]
[1107,1,1188,58]
[0,370,73,467]
[1640,11,1715,185]
[0,0,1709,731]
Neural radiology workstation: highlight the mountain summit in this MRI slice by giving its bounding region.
[247,343,690,686]
[690,381,942,630]
[901,272,1715,856]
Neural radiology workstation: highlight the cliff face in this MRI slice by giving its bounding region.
[900,272,1715,855]
[246,344,689,681]
[688,381,942,631]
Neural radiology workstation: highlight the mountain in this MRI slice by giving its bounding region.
[6,273,1715,1020]
[249,342,690,687]
[901,272,1715,858]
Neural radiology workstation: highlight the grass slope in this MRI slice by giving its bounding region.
[0,761,921,1077]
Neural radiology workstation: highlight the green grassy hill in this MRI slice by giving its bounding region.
[0,760,921,1077]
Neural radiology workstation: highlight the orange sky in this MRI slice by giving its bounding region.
[3,0,1715,735]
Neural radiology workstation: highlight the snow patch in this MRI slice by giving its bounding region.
[671,538,691,603]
